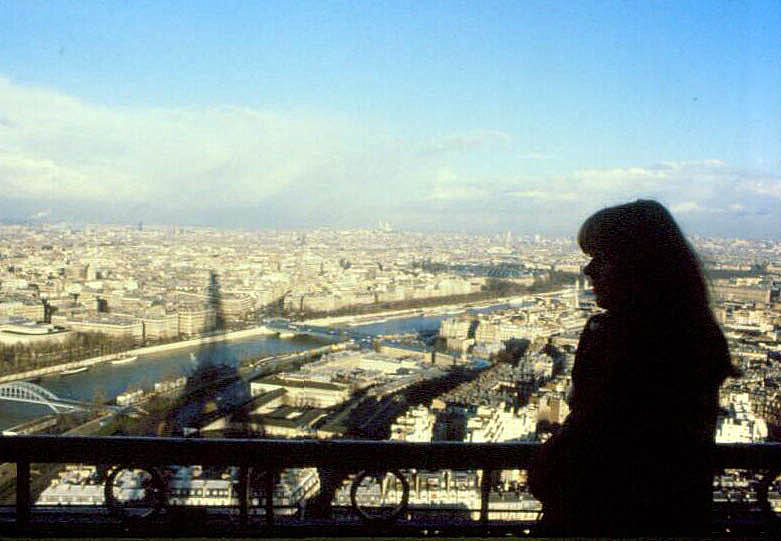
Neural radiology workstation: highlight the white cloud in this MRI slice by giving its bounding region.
[422,130,512,156]
[2,76,780,236]
[671,201,704,213]
[428,167,490,201]
[0,77,367,208]
[510,190,578,201]
[518,152,551,160]
[741,176,781,199]
[500,160,781,234]
[0,77,538,220]
[559,160,778,214]
[430,184,489,200]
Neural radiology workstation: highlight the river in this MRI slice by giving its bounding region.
[0,313,454,430]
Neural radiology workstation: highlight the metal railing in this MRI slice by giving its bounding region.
[1,435,781,537]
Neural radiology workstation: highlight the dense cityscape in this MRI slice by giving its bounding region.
[1,222,780,519]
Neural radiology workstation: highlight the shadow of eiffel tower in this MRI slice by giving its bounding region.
[162,270,250,436]
[187,271,230,376]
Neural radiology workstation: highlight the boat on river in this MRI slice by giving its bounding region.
[61,366,89,376]
[111,354,138,365]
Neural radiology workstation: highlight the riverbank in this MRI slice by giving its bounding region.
[0,291,566,385]
[0,325,279,384]
[306,293,536,327]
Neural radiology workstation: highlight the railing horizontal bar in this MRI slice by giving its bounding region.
[1,436,781,471]
[0,436,540,469]
[0,437,780,474]
[714,443,781,469]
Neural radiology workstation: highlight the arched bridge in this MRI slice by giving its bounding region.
[0,381,89,413]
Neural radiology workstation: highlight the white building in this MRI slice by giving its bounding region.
[716,391,768,443]
[116,387,145,406]
[390,405,435,442]
[465,405,505,443]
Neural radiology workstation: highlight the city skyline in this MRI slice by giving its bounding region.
[1,2,780,237]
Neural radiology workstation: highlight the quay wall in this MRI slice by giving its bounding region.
[0,326,278,385]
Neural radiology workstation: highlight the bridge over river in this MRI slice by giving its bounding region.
[265,320,373,341]
[0,382,91,413]
[265,320,435,348]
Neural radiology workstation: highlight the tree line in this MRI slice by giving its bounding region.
[0,331,137,376]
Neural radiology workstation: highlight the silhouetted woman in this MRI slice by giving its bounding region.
[528,199,738,536]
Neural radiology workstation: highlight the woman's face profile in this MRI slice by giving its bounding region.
[583,252,631,311]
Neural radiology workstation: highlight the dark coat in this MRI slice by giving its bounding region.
[528,311,728,536]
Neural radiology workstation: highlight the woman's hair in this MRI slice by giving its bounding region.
[578,199,708,311]
[578,199,739,381]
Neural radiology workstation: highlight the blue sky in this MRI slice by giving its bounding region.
[1,1,780,237]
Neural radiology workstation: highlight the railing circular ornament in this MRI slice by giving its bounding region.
[104,464,166,520]
[349,469,409,523]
